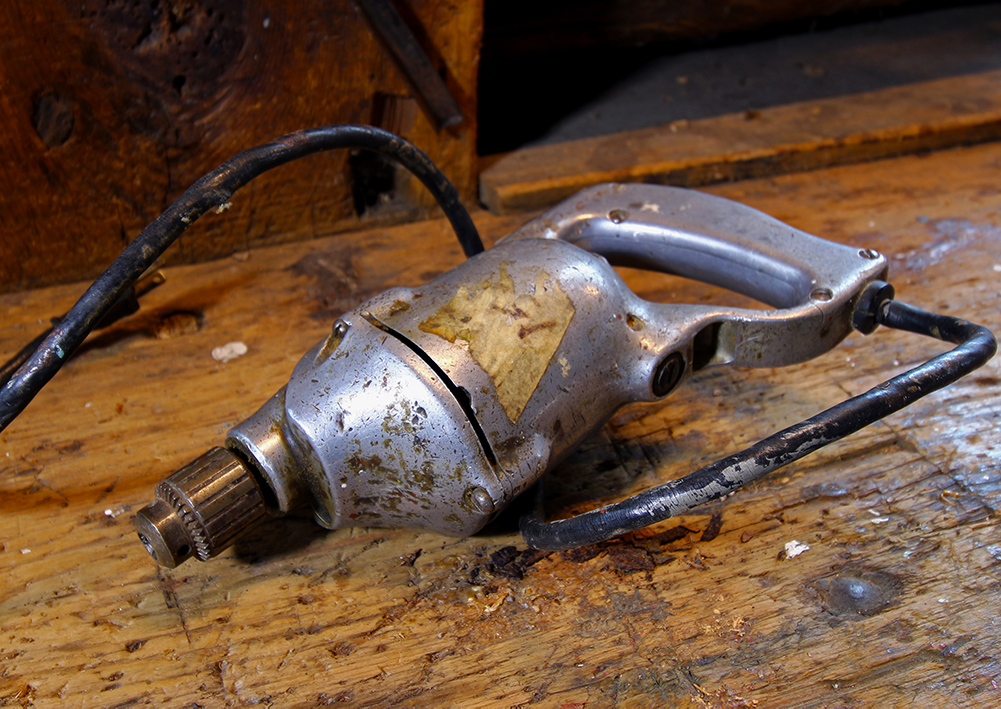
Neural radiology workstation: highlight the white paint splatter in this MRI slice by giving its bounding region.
[212,341,248,363]
[784,540,810,558]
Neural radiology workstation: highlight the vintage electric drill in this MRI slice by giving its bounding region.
[131,182,993,568]
[0,127,991,569]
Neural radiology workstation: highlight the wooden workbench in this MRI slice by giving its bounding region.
[2,140,999,707]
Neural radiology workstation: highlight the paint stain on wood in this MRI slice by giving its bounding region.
[419,264,574,423]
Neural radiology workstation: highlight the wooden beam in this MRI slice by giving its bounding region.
[480,70,1001,213]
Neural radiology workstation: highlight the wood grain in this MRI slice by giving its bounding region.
[1,142,1000,706]
[480,69,1001,214]
[0,0,482,293]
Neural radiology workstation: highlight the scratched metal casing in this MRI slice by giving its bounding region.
[227,319,499,536]
[226,183,887,537]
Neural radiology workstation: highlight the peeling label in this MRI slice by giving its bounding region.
[419,264,574,423]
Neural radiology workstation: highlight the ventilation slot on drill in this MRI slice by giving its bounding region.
[362,313,498,467]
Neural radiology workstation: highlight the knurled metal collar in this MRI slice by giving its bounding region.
[134,447,269,568]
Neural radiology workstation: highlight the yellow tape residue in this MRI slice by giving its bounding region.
[419,264,575,423]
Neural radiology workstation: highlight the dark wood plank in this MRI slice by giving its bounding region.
[485,0,926,56]
[480,70,1001,214]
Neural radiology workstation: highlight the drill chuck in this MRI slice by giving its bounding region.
[134,447,269,568]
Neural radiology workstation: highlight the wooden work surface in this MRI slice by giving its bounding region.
[2,141,1000,707]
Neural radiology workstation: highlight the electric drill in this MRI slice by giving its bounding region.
[133,182,898,567]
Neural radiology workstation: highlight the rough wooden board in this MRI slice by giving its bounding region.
[1,143,1000,706]
[0,0,482,293]
[480,69,1001,214]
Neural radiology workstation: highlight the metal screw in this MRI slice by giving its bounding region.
[315,320,350,366]
[652,352,685,397]
[608,209,629,224]
[465,486,494,515]
[810,288,833,302]
[858,249,880,260]
[314,505,335,529]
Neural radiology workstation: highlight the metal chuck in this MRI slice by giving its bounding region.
[134,447,269,568]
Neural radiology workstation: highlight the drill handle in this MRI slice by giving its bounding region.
[506,183,890,369]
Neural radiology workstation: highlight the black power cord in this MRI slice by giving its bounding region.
[520,298,997,550]
[0,125,482,433]
[0,271,166,391]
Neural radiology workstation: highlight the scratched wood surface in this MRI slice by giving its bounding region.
[2,141,1000,707]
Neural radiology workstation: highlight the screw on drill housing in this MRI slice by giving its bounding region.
[652,352,685,397]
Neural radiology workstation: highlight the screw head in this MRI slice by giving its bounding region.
[652,352,685,397]
[315,320,350,365]
[465,486,495,515]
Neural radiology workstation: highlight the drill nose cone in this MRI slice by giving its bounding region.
[134,498,194,568]
[134,447,270,568]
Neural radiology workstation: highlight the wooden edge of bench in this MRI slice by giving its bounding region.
[479,70,1001,214]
